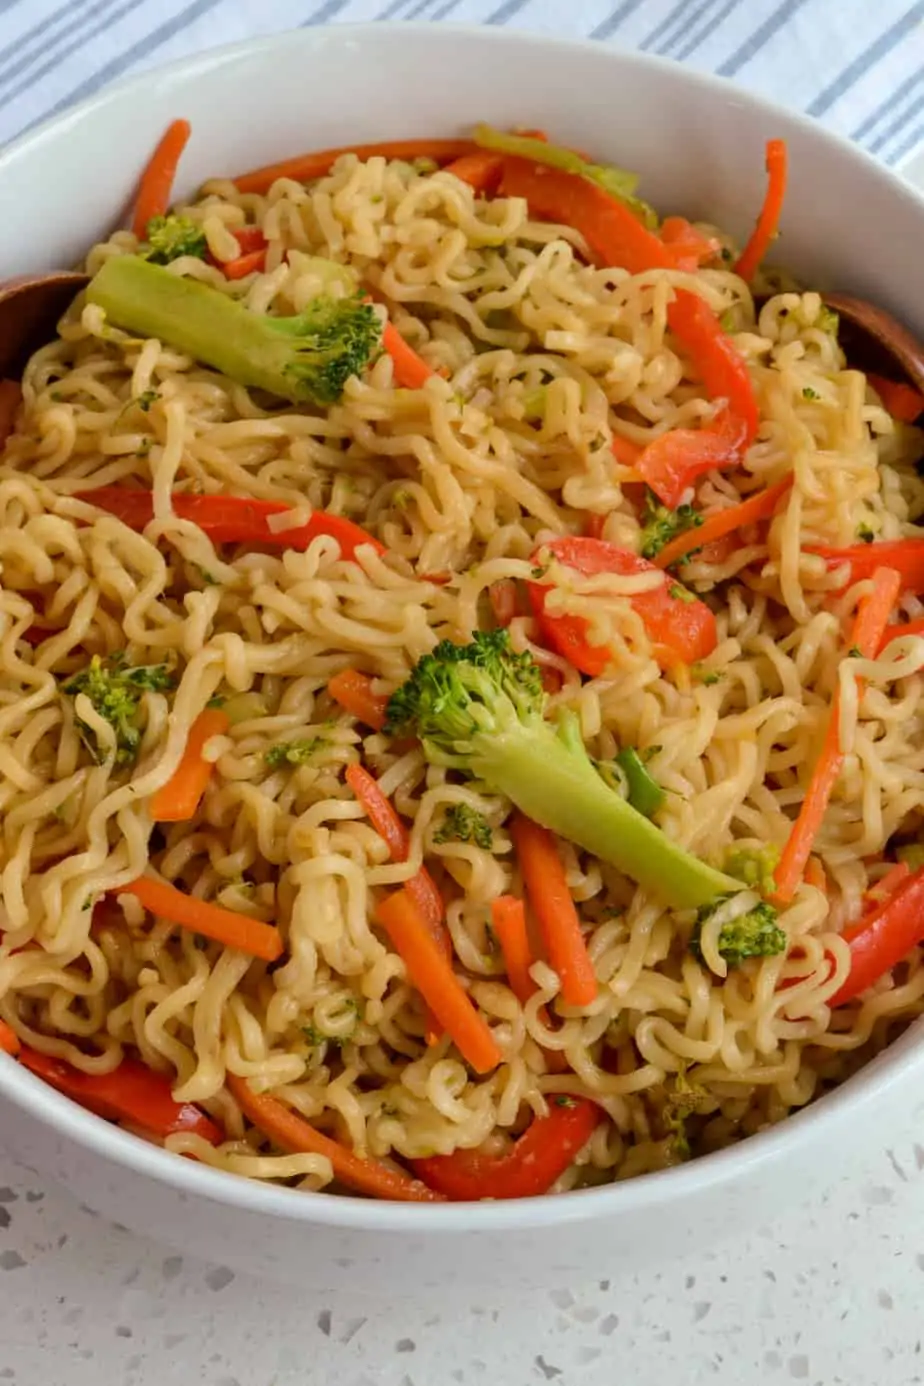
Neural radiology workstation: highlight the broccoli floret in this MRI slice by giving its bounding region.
[264,738,324,768]
[434,803,493,849]
[62,653,174,764]
[724,844,781,898]
[639,490,702,560]
[689,896,787,968]
[86,255,382,407]
[386,630,738,909]
[140,214,207,265]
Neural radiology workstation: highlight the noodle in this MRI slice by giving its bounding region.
[2,136,924,1198]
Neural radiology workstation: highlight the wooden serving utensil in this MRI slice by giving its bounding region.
[0,271,89,379]
[823,292,924,401]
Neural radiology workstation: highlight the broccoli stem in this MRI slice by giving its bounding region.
[479,716,736,910]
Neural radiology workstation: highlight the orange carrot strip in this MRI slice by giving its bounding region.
[122,877,283,962]
[491,896,535,1005]
[220,248,268,281]
[867,374,924,424]
[233,139,476,195]
[0,379,21,448]
[226,1072,442,1202]
[149,708,230,823]
[377,888,501,1073]
[774,566,902,902]
[328,669,389,731]
[509,814,597,1007]
[655,474,794,570]
[132,119,192,238]
[443,150,504,193]
[804,857,827,893]
[734,138,788,282]
[0,1019,20,1056]
[382,321,436,389]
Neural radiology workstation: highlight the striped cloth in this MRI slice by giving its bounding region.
[0,0,922,165]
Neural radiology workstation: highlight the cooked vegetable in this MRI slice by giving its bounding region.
[690,896,786,968]
[381,320,436,389]
[660,216,719,269]
[734,138,788,282]
[510,813,597,1007]
[638,491,702,560]
[443,149,504,193]
[232,139,477,195]
[74,487,383,560]
[724,843,780,898]
[215,225,268,280]
[132,118,192,238]
[19,1046,222,1143]
[831,866,924,1006]
[122,876,284,962]
[345,764,446,936]
[62,653,174,765]
[87,255,382,406]
[264,738,323,769]
[0,1020,20,1056]
[226,1072,443,1201]
[375,887,501,1073]
[612,746,665,818]
[655,474,793,569]
[527,536,717,675]
[150,707,229,822]
[385,630,738,910]
[412,1096,602,1199]
[866,373,924,423]
[490,895,536,1006]
[140,213,207,264]
[434,804,493,850]
[808,538,924,594]
[774,566,902,902]
[327,669,389,730]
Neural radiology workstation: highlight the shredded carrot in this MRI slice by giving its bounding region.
[122,877,283,962]
[226,1072,442,1202]
[382,321,436,389]
[132,118,192,238]
[443,150,504,193]
[0,380,21,448]
[655,474,794,570]
[509,814,597,1007]
[774,566,901,902]
[220,248,268,281]
[0,1019,20,1056]
[233,139,476,195]
[376,888,502,1073]
[327,669,389,731]
[734,138,788,282]
[866,860,911,905]
[149,708,230,823]
[867,374,924,424]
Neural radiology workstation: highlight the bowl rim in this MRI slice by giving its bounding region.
[2,18,923,1232]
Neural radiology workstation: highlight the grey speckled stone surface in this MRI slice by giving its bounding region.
[3,1112,924,1385]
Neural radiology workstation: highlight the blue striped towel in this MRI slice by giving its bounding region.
[0,0,921,167]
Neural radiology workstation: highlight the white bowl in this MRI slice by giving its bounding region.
[2,22,924,1294]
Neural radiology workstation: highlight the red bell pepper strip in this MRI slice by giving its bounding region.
[19,1046,223,1143]
[443,150,504,193]
[809,539,924,594]
[878,616,924,654]
[527,536,717,675]
[232,139,478,195]
[636,409,749,510]
[214,226,269,280]
[734,139,788,283]
[660,216,719,270]
[74,488,384,560]
[412,1096,602,1200]
[0,1020,20,1056]
[831,866,924,1006]
[866,374,924,424]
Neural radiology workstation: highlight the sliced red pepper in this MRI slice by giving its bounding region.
[660,216,719,270]
[636,409,748,510]
[808,539,924,594]
[831,866,924,1006]
[866,374,924,424]
[209,225,269,280]
[412,1097,602,1200]
[527,536,717,676]
[74,488,384,561]
[18,1047,223,1143]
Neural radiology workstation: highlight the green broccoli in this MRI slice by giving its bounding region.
[86,255,382,407]
[385,630,738,909]
[140,214,207,265]
[434,803,493,849]
[724,844,781,898]
[613,747,665,818]
[639,490,702,560]
[264,738,324,768]
[689,896,787,968]
[62,653,174,764]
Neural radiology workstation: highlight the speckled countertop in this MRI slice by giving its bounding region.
[2,1115,924,1386]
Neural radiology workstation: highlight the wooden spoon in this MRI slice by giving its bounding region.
[823,292,924,401]
[0,272,89,379]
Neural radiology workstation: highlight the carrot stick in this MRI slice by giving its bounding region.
[220,249,268,281]
[443,151,504,193]
[655,474,794,569]
[867,374,924,424]
[121,877,283,962]
[491,896,535,1005]
[0,379,21,448]
[509,814,597,1007]
[132,119,192,238]
[149,708,230,823]
[382,321,436,389]
[226,1072,442,1202]
[376,888,502,1073]
[328,669,389,731]
[878,616,924,653]
[774,566,902,902]
[233,139,477,195]
[0,1019,20,1056]
[734,138,788,282]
